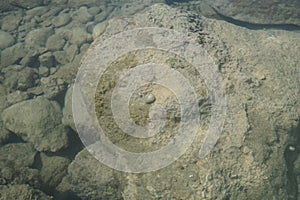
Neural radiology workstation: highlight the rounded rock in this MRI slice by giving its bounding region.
[145,93,156,104]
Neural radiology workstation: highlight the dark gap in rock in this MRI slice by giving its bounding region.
[5,131,25,144]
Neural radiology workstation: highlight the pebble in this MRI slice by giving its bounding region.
[6,90,30,105]
[39,66,50,77]
[72,6,93,24]
[92,21,108,39]
[39,52,55,68]
[46,33,66,51]
[51,12,71,28]
[53,51,69,65]
[288,145,296,151]
[0,30,15,50]
[64,43,79,62]
[70,27,88,46]
[1,13,22,31]
[25,27,54,48]
[145,93,156,104]
[1,43,26,68]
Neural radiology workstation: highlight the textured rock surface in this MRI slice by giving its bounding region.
[1,96,69,152]
[0,143,36,167]
[0,1,298,199]
[0,0,47,12]
[39,153,70,189]
[62,85,76,131]
[79,4,299,199]
[1,43,26,68]
[3,67,37,92]
[25,27,54,48]
[0,30,15,50]
[57,148,123,199]
[0,184,52,200]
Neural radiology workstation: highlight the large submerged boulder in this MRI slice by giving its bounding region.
[62,3,299,199]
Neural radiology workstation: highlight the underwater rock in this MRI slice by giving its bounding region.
[39,153,70,189]
[0,0,47,12]
[2,96,69,152]
[3,67,37,92]
[63,43,79,62]
[84,4,299,199]
[0,31,15,50]
[39,52,55,68]
[0,184,52,200]
[56,148,122,200]
[51,12,72,28]
[6,90,30,105]
[1,12,23,31]
[41,75,67,99]
[67,0,103,7]
[71,6,93,24]
[0,43,26,68]
[0,143,36,168]
[46,33,66,51]
[92,21,108,39]
[62,84,76,132]
[25,27,54,49]
[69,27,89,47]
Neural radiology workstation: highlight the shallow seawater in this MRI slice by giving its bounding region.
[0,0,299,199]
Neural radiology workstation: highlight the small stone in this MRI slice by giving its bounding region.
[64,43,79,62]
[0,30,15,50]
[1,13,22,31]
[88,6,101,16]
[51,12,71,28]
[26,6,49,17]
[39,66,50,77]
[92,21,108,39]
[72,6,93,24]
[50,67,58,75]
[20,50,40,68]
[53,51,69,64]
[41,76,67,99]
[1,43,26,68]
[39,52,55,68]
[94,7,111,23]
[62,84,75,131]
[39,153,70,188]
[51,0,68,4]
[25,27,54,48]
[4,67,36,91]
[242,146,251,154]
[70,27,88,46]
[67,0,99,8]
[6,90,30,105]
[145,93,156,104]
[46,33,66,51]
[288,145,296,151]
